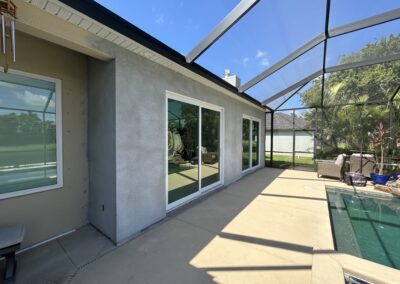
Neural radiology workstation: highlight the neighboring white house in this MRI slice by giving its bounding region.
[266,112,314,154]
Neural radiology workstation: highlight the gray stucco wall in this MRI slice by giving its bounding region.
[0,32,88,247]
[88,59,117,241]
[113,47,265,243]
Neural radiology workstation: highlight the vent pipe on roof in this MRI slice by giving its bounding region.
[223,69,241,88]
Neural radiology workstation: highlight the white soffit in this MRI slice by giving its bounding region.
[20,0,265,111]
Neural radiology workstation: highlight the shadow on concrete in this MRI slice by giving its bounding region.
[16,167,319,283]
[219,232,313,254]
[260,193,327,201]
[219,232,337,256]
[203,265,312,271]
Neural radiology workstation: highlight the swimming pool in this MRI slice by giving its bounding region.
[327,186,400,269]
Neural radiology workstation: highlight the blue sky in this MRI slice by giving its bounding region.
[96,0,399,107]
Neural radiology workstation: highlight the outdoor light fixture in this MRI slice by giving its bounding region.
[0,0,16,72]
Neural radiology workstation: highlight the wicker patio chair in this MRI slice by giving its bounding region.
[316,154,347,180]
[349,154,376,177]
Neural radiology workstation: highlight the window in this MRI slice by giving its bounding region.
[167,92,223,210]
[242,118,251,170]
[0,70,62,199]
[242,115,261,171]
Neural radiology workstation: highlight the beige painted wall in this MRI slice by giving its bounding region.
[0,32,89,248]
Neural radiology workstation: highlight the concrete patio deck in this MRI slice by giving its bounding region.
[6,167,397,283]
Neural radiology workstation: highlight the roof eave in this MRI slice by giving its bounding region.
[58,0,264,109]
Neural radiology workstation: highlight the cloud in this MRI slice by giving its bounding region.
[255,50,267,59]
[255,50,270,67]
[16,90,55,109]
[155,14,165,24]
[242,57,249,65]
[260,57,270,67]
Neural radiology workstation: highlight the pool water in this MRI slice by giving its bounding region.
[327,187,400,269]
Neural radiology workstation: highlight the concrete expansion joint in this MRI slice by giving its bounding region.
[174,216,216,236]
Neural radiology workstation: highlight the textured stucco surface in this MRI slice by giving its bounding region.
[0,32,89,247]
[87,58,117,241]
[113,47,265,242]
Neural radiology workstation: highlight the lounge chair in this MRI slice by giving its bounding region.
[316,154,347,180]
[349,154,376,177]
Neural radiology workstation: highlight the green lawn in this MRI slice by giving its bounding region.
[265,153,314,168]
[0,144,56,167]
[0,144,56,153]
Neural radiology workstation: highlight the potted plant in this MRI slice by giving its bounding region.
[370,122,391,185]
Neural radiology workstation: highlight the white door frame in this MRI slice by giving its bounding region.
[165,91,225,211]
[242,114,262,174]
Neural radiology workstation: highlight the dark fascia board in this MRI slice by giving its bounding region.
[57,0,264,109]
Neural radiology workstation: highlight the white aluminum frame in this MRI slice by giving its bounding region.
[241,114,262,174]
[165,91,225,211]
[0,69,63,200]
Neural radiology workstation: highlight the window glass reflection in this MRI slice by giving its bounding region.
[201,108,220,188]
[0,73,57,195]
[252,120,259,166]
[242,118,251,170]
[168,99,199,204]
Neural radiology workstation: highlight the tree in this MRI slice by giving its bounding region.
[300,34,400,157]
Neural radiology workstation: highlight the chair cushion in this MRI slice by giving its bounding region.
[0,224,25,249]
[335,154,344,166]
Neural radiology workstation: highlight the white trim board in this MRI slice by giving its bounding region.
[241,114,262,174]
[165,91,225,211]
[0,68,63,200]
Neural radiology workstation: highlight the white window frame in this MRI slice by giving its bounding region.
[165,91,224,211]
[0,69,63,200]
[242,114,262,174]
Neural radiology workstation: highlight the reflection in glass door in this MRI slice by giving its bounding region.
[167,96,222,208]
[242,116,260,171]
[252,120,259,167]
[201,108,220,188]
[168,99,199,204]
[242,118,251,170]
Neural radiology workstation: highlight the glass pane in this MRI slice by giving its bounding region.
[319,104,390,160]
[272,111,294,163]
[0,72,55,112]
[168,99,199,204]
[326,20,400,68]
[267,87,300,110]
[0,72,58,195]
[252,120,259,166]
[242,118,250,170]
[201,108,220,188]
[323,61,400,106]
[295,130,314,152]
[391,100,400,162]
[196,0,325,84]
[274,76,323,110]
[265,113,272,167]
[95,0,239,55]
[294,126,315,168]
[329,0,400,28]
[247,43,324,102]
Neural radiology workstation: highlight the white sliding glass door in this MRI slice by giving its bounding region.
[242,115,261,172]
[166,92,223,210]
